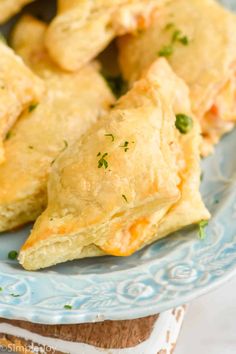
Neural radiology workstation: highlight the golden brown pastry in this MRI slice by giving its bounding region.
[0,16,114,232]
[0,0,33,23]
[118,0,236,155]
[19,58,210,270]
[45,0,166,71]
[0,40,44,163]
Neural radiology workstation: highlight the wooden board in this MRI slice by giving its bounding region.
[0,315,158,350]
[0,306,186,353]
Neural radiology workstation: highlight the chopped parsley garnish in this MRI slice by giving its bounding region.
[198,220,208,240]
[8,250,18,260]
[179,35,189,45]
[172,30,189,45]
[28,103,38,113]
[105,133,115,142]
[164,22,175,31]
[60,140,68,153]
[172,29,181,42]
[158,24,189,58]
[97,152,109,169]
[64,305,72,310]
[158,45,173,57]
[120,141,129,152]
[122,194,128,203]
[175,114,193,134]
[0,287,3,291]
[10,293,20,297]
[5,131,12,140]
[103,74,128,98]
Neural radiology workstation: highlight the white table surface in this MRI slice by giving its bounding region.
[1,277,235,354]
[175,276,236,354]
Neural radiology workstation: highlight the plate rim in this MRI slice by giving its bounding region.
[0,266,235,324]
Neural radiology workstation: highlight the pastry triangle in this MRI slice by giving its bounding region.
[118,0,236,155]
[45,0,166,71]
[19,58,209,270]
[0,16,114,232]
[0,39,44,163]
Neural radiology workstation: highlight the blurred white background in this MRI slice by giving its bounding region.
[176,277,236,354]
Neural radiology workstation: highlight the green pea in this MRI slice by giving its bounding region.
[8,250,18,260]
[175,114,193,134]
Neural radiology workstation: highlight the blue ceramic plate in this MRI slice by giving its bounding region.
[0,0,235,324]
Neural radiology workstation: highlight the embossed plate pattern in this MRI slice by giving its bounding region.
[0,0,235,324]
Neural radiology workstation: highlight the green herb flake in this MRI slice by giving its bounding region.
[8,250,18,260]
[28,103,38,113]
[120,141,129,152]
[198,220,208,240]
[105,133,115,142]
[172,29,181,42]
[5,131,12,140]
[175,114,193,134]
[179,35,189,45]
[172,30,189,45]
[159,26,189,58]
[64,304,72,310]
[172,29,189,46]
[0,287,3,292]
[164,22,175,31]
[10,293,20,297]
[98,153,108,169]
[158,45,173,57]
[122,194,128,203]
[60,140,68,153]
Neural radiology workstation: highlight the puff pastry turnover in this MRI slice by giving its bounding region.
[45,0,166,71]
[19,58,210,270]
[0,0,33,23]
[0,40,43,163]
[118,0,236,156]
[0,16,114,232]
